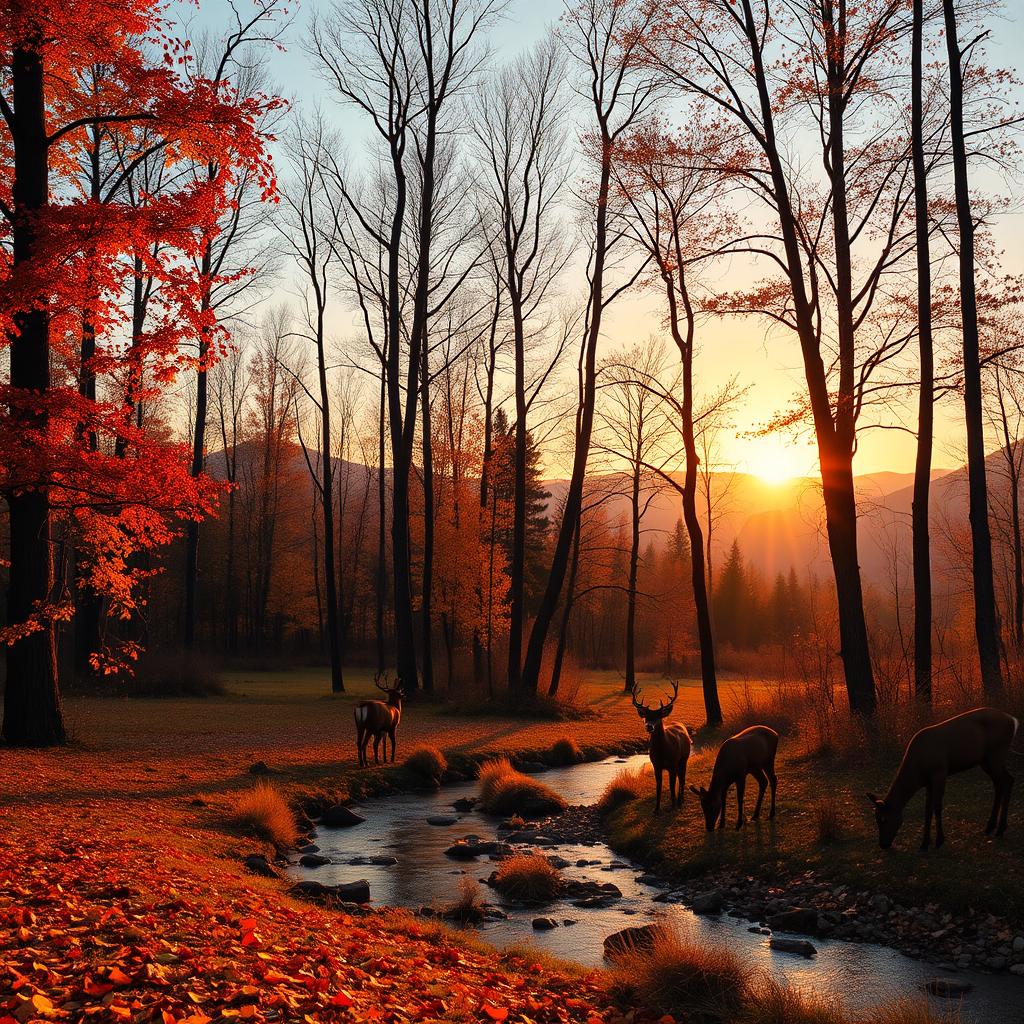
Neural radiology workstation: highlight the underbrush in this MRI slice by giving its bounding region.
[441,877,487,923]
[478,757,567,816]
[228,782,297,849]
[491,854,563,903]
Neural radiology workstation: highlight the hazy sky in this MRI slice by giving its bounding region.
[191,0,1024,483]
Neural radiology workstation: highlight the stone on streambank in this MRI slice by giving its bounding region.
[533,917,558,930]
[299,853,331,867]
[769,936,817,957]
[289,878,371,904]
[603,924,664,959]
[923,978,974,998]
[320,805,366,828]
[243,854,280,878]
[691,890,724,915]
[445,839,514,860]
[427,815,459,826]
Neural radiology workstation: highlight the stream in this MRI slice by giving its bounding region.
[293,755,1024,1022]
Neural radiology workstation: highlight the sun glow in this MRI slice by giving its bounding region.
[737,435,816,485]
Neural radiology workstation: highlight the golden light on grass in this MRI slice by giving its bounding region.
[478,757,568,816]
[597,763,652,815]
[228,782,297,850]
[492,854,563,903]
[404,744,448,782]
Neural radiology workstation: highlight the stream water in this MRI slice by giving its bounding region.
[292,755,1024,1022]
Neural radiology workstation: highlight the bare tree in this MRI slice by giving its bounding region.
[277,114,346,692]
[473,34,572,691]
[519,0,656,696]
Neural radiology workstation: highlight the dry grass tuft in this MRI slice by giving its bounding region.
[228,782,297,849]
[813,796,845,845]
[597,764,651,815]
[549,736,583,765]
[404,745,448,782]
[740,977,845,1024]
[610,922,753,1022]
[442,877,487,924]
[857,998,961,1024]
[478,758,567,817]
[492,854,563,903]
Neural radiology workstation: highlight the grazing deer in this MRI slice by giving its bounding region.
[866,707,1019,851]
[631,680,692,814]
[690,725,779,831]
[354,674,406,767]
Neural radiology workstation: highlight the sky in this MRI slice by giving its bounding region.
[190,0,1024,485]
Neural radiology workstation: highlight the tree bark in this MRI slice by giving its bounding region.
[943,0,1004,696]
[548,512,581,698]
[911,0,934,701]
[3,37,66,746]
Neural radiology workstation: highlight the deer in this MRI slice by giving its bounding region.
[866,707,1019,852]
[354,674,406,767]
[689,725,779,831]
[631,680,692,814]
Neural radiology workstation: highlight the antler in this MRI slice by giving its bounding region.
[631,683,649,711]
[374,671,391,693]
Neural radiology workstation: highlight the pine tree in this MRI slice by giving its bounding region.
[713,540,749,648]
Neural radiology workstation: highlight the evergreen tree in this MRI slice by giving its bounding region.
[490,408,551,611]
[713,540,749,648]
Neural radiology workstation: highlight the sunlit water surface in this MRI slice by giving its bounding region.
[293,755,1024,1023]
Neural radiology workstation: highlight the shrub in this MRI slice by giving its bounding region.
[492,854,563,903]
[405,745,448,783]
[229,782,297,849]
[133,649,225,697]
[813,796,845,845]
[611,923,752,1022]
[549,736,583,765]
[442,877,487,924]
[597,764,652,815]
[478,758,567,817]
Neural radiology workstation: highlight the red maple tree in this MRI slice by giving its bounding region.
[0,0,281,745]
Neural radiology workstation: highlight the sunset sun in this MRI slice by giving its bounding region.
[740,436,814,484]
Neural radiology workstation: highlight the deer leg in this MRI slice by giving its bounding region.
[930,775,947,849]
[921,783,933,852]
[356,727,364,767]
[668,769,677,809]
[654,769,663,815]
[718,787,728,829]
[751,768,768,820]
[982,761,1001,835]
[767,766,778,819]
[679,759,687,805]
[997,767,1014,836]
[389,729,397,763]
[735,777,746,829]
[372,732,382,765]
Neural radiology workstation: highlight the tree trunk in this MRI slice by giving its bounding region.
[184,242,212,650]
[911,0,934,701]
[624,433,642,693]
[420,340,435,694]
[520,133,614,695]
[507,276,527,692]
[376,362,387,675]
[3,38,66,746]
[943,0,1004,696]
[548,513,581,698]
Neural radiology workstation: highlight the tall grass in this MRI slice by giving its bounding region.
[597,764,652,815]
[478,758,567,816]
[228,782,297,849]
[492,854,563,903]
[549,736,583,765]
[404,745,448,783]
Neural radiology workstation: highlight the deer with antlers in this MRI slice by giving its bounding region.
[631,680,692,814]
[354,674,406,767]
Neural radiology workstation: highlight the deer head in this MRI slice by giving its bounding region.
[374,672,406,706]
[631,680,679,734]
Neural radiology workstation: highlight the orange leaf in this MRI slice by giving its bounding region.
[481,1004,507,1022]
[328,992,353,1008]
